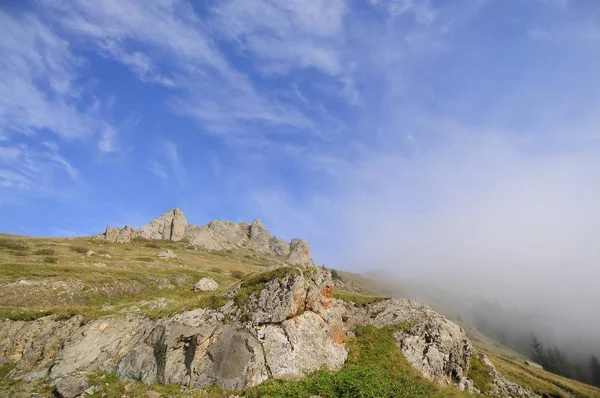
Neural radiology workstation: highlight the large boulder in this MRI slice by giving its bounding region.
[55,374,89,398]
[140,208,187,241]
[345,298,472,386]
[193,277,219,292]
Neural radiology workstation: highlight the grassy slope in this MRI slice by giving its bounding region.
[0,233,279,321]
[339,271,600,398]
[2,234,599,397]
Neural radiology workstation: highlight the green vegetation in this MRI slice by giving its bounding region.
[233,267,300,308]
[466,354,493,393]
[81,372,227,398]
[0,233,277,322]
[480,351,600,398]
[245,324,468,398]
[35,248,56,255]
[230,269,245,279]
[0,238,28,252]
[69,245,89,254]
[333,288,388,307]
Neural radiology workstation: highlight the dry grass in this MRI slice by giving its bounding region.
[0,233,280,321]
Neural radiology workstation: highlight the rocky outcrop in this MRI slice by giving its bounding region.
[187,219,314,267]
[95,225,139,243]
[186,221,249,251]
[344,298,472,386]
[479,353,540,397]
[140,208,187,242]
[93,208,314,265]
[3,265,529,396]
[0,267,343,391]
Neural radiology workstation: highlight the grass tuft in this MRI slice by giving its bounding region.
[333,289,389,307]
[467,354,494,393]
[70,245,89,254]
[35,248,56,255]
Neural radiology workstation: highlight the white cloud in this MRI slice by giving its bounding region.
[147,141,186,187]
[369,0,437,24]
[41,0,314,141]
[211,0,347,75]
[0,11,117,144]
[0,142,80,197]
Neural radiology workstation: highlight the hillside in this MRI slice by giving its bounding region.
[1,209,599,398]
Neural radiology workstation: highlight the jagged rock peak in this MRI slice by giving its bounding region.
[140,207,187,242]
[187,218,315,267]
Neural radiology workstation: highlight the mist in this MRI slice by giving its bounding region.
[305,129,600,360]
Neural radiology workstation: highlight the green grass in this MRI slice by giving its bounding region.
[333,288,388,307]
[233,267,301,308]
[466,354,494,393]
[69,245,89,254]
[0,233,277,322]
[245,324,469,398]
[34,248,56,255]
[0,238,28,252]
[486,352,600,398]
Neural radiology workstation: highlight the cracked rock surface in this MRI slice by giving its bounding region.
[0,268,345,391]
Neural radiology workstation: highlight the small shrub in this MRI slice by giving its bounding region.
[210,267,223,274]
[43,256,59,264]
[230,270,245,279]
[334,289,388,307]
[11,250,29,257]
[70,245,88,254]
[35,248,56,255]
[145,243,161,249]
[135,257,155,263]
[0,239,28,251]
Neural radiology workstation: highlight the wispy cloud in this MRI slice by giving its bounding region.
[147,141,186,188]
[0,142,80,198]
[0,10,117,143]
[41,0,316,142]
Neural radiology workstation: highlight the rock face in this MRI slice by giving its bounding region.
[2,264,533,396]
[140,208,187,242]
[98,225,139,243]
[0,267,343,391]
[187,219,314,267]
[193,277,219,292]
[344,298,472,386]
[93,208,313,265]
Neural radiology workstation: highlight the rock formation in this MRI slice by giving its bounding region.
[186,219,313,267]
[0,267,343,391]
[93,208,314,266]
[0,265,541,397]
[94,225,138,243]
[344,298,472,386]
[140,208,187,242]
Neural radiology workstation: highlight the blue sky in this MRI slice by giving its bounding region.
[1,0,600,278]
